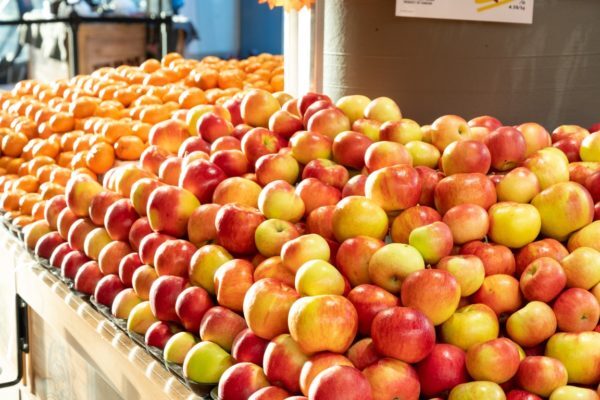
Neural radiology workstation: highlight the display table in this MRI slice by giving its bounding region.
[0,227,202,400]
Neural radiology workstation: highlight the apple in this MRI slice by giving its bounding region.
[549,386,600,400]
[586,172,600,202]
[289,130,332,165]
[545,332,600,385]
[94,274,125,308]
[568,222,600,253]
[306,205,336,240]
[308,365,373,400]
[49,242,74,269]
[430,115,470,151]
[371,306,435,363]
[442,204,488,244]
[342,174,367,197]
[247,386,289,400]
[506,301,557,347]
[363,358,420,400]
[179,159,226,203]
[111,288,142,319]
[128,217,152,252]
[401,269,461,325]
[487,126,527,171]
[466,337,520,383]
[148,118,190,153]
[254,257,295,287]
[197,112,233,143]
[507,390,543,400]
[288,295,358,354]
[416,166,444,206]
[185,204,219,248]
[469,115,502,131]
[241,89,281,128]
[332,196,388,242]
[553,288,600,332]
[65,175,104,217]
[553,138,581,162]
[408,221,453,264]
[437,255,485,297]
[67,218,95,251]
[178,135,210,157]
[379,119,422,145]
[255,153,299,186]
[199,306,247,351]
[213,177,262,207]
[34,231,65,259]
[263,333,309,394]
[299,352,354,397]
[215,203,265,256]
[516,122,551,156]
[441,304,499,351]
[131,265,158,300]
[258,180,305,222]
[57,208,78,239]
[280,233,330,273]
[516,356,568,397]
[416,344,468,397]
[581,131,600,162]
[460,241,516,276]
[214,259,254,312]
[60,250,90,280]
[441,140,491,175]
[231,328,269,365]
[138,232,173,266]
[218,362,270,400]
[516,238,569,277]
[336,236,384,287]
[434,173,497,215]
[255,219,300,258]
[488,202,541,248]
[98,240,132,275]
[364,96,401,123]
[307,108,351,140]
[183,341,234,384]
[295,178,341,215]
[368,243,425,293]
[473,274,523,316]
[346,338,380,370]
[332,131,373,170]
[88,191,121,227]
[268,110,303,140]
[404,140,440,168]
[523,147,570,190]
[145,321,180,349]
[390,205,441,244]
[147,185,200,238]
[364,141,412,172]
[241,127,283,165]
[44,194,67,230]
[353,118,382,141]
[448,381,506,400]
[561,247,600,289]
[211,136,241,153]
[519,257,566,302]
[302,159,349,190]
[139,145,170,175]
[365,164,421,214]
[127,301,158,335]
[496,167,541,203]
[83,227,112,261]
[73,260,103,295]
[175,286,213,333]
[532,182,594,240]
[148,275,187,322]
[346,285,397,337]
[189,244,233,293]
[295,260,345,296]
[153,239,197,279]
[114,165,155,199]
[336,95,370,124]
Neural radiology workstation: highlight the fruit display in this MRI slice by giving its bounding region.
[1,53,600,400]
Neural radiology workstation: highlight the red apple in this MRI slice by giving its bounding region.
[371,306,435,363]
[441,140,491,175]
[434,173,497,215]
[138,232,174,266]
[415,166,444,207]
[308,365,373,400]
[516,356,568,397]
[144,321,180,349]
[332,131,373,170]
[487,126,527,171]
[61,250,90,280]
[347,284,398,336]
[472,274,523,316]
[217,362,270,400]
[215,203,265,256]
[363,358,420,400]
[73,260,103,295]
[430,115,470,151]
[94,274,126,308]
[342,175,367,197]
[295,178,341,215]
[179,159,227,204]
[346,338,381,370]
[416,344,468,397]
[465,338,520,383]
[365,163,422,212]
[49,242,74,269]
[460,241,516,276]
[364,141,412,172]
[255,152,299,186]
[210,149,250,177]
[197,112,234,143]
[519,257,566,302]
[302,159,349,190]
[154,239,196,277]
[241,127,283,165]
[148,275,187,322]
[553,288,600,332]
[175,286,213,333]
[128,217,152,252]
[34,231,65,260]
[269,110,303,140]
[178,135,210,158]
[118,253,143,287]
[515,238,569,277]
[147,185,200,237]
[263,333,309,393]
[231,328,269,365]
[289,130,332,165]
[468,115,502,131]
[199,306,247,351]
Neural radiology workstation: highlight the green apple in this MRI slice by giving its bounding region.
[183,341,235,384]
[164,332,197,365]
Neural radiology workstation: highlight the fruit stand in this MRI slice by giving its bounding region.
[0,2,600,400]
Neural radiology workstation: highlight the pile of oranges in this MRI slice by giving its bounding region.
[0,53,283,228]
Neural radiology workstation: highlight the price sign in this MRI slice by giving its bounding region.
[396,0,534,24]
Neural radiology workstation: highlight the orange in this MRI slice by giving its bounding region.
[48,112,75,133]
[12,215,34,227]
[37,122,53,139]
[192,68,218,90]
[132,121,151,142]
[143,73,169,87]
[28,156,55,176]
[114,135,145,160]
[72,167,97,181]
[95,101,123,119]
[5,158,24,174]
[139,105,170,124]
[39,182,64,200]
[32,140,60,159]
[179,88,207,109]
[31,200,46,220]
[34,108,53,125]
[36,164,56,183]
[101,121,132,144]
[0,191,24,211]
[19,193,41,215]
[141,58,161,73]
[69,96,99,118]
[17,161,30,177]
[162,87,184,104]
[86,142,115,174]
[13,175,39,192]
[21,138,42,160]
[60,131,83,151]
[98,84,120,101]
[162,52,183,68]
[270,74,284,92]
[0,156,11,168]
[218,69,245,89]
[70,151,88,169]
[73,134,94,153]
[50,167,71,186]
[114,87,138,106]
[0,175,16,192]
[57,152,74,168]
[2,132,28,157]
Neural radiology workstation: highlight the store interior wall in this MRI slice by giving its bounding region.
[322,0,600,128]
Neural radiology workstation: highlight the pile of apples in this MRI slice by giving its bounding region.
[4,75,600,400]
